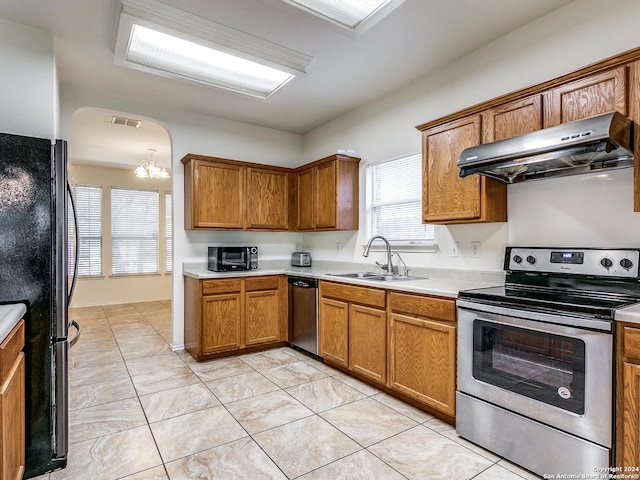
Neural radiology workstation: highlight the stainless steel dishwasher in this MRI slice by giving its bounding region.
[288,276,318,355]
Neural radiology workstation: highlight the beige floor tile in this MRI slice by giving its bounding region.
[205,371,279,404]
[240,347,301,371]
[299,449,406,480]
[70,346,123,369]
[69,397,147,444]
[497,460,544,480]
[120,465,169,480]
[70,377,136,410]
[165,437,286,480]
[130,364,200,395]
[111,322,159,338]
[140,383,219,423]
[117,333,173,360]
[253,415,361,478]
[475,464,531,480]
[368,425,493,480]
[150,405,248,463]
[69,306,105,321]
[372,392,434,423]
[124,352,187,376]
[331,371,381,396]
[321,397,417,447]
[68,360,127,388]
[286,377,366,413]
[225,390,314,434]
[261,360,328,388]
[50,426,162,480]
[188,356,255,381]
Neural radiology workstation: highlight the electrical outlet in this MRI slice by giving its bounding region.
[471,241,481,258]
[295,242,301,251]
[451,242,459,258]
[336,242,341,252]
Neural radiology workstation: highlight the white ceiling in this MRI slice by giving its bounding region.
[0,0,574,168]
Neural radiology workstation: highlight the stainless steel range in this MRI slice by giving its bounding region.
[456,247,640,477]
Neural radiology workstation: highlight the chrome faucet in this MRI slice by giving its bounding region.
[363,235,393,275]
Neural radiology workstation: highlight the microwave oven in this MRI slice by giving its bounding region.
[208,246,258,272]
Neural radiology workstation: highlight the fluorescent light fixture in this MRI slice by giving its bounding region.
[282,0,405,31]
[112,0,313,99]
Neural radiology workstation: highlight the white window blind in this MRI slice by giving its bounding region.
[165,192,172,273]
[367,153,434,243]
[69,185,103,276]
[111,188,159,274]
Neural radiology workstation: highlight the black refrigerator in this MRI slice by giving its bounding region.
[0,133,80,477]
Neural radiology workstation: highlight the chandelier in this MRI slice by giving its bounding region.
[134,149,170,179]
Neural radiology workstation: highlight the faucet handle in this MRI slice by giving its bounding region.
[375,261,388,271]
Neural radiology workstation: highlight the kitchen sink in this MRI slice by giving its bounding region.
[328,272,426,282]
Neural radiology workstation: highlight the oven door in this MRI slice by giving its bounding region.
[457,300,613,448]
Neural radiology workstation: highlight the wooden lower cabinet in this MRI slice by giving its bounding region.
[388,292,457,417]
[617,323,640,467]
[184,275,286,361]
[0,320,25,480]
[319,281,386,384]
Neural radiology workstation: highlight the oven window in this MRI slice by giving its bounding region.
[472,320,585,414]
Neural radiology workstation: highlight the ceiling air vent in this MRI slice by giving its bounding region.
[111,116,141,128]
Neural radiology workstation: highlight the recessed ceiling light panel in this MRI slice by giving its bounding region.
[282,0,405,31]
[112,0,313,99]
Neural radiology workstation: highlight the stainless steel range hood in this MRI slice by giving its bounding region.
[457,112,634,184]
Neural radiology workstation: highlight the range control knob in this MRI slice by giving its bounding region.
[620,258,634,270]
[600,257,614,269]
[513,255,523,264]
[526,255,536,265]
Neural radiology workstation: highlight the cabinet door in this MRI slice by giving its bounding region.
[544,66,627,127]
[193,161,245,229]
[201,293,242,354]
[245,290,280,346]
[315,161,337,229]
[389,313,456,416]
[247,168,289,230]
[319,297,349,367]
[484,95,543,143]
[296,168,315,230]
[422,115,484,223]
[620,361,640,467]
[1,353,24,480]
[349,304,386,384]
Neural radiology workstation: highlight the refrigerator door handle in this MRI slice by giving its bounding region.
[68,320,81,348]
[67,181,79,304]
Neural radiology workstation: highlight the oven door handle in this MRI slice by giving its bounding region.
[456,299,613,332]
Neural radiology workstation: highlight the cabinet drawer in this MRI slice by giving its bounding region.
[389,292,455,322]
[246,276,280,292]
[320,281,385,308]
[0,320,24,384]
[624,326,640,359]
[202,279,242,295]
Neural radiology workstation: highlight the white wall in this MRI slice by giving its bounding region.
[0,19,57,139]
[301,0,640,271]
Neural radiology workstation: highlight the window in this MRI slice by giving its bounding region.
[111,188,159,274]
[366,153,434,244]
[165,192,172,273]
[69,185,103,276]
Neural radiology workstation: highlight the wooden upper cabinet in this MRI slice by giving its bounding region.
[184,158,246,229]
[544,66,628,127]
[422,114,506,223]
[296,167,315,230]
[247,167,289,230]
[483,94,543,142]
[315,161,338,229]
[295,154,360,231]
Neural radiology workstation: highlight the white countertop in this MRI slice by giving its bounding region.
[616,303,640,325]
[183,261,504,298]
[0,303,26,342]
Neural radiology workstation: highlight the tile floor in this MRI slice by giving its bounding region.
[30,301,541,480]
